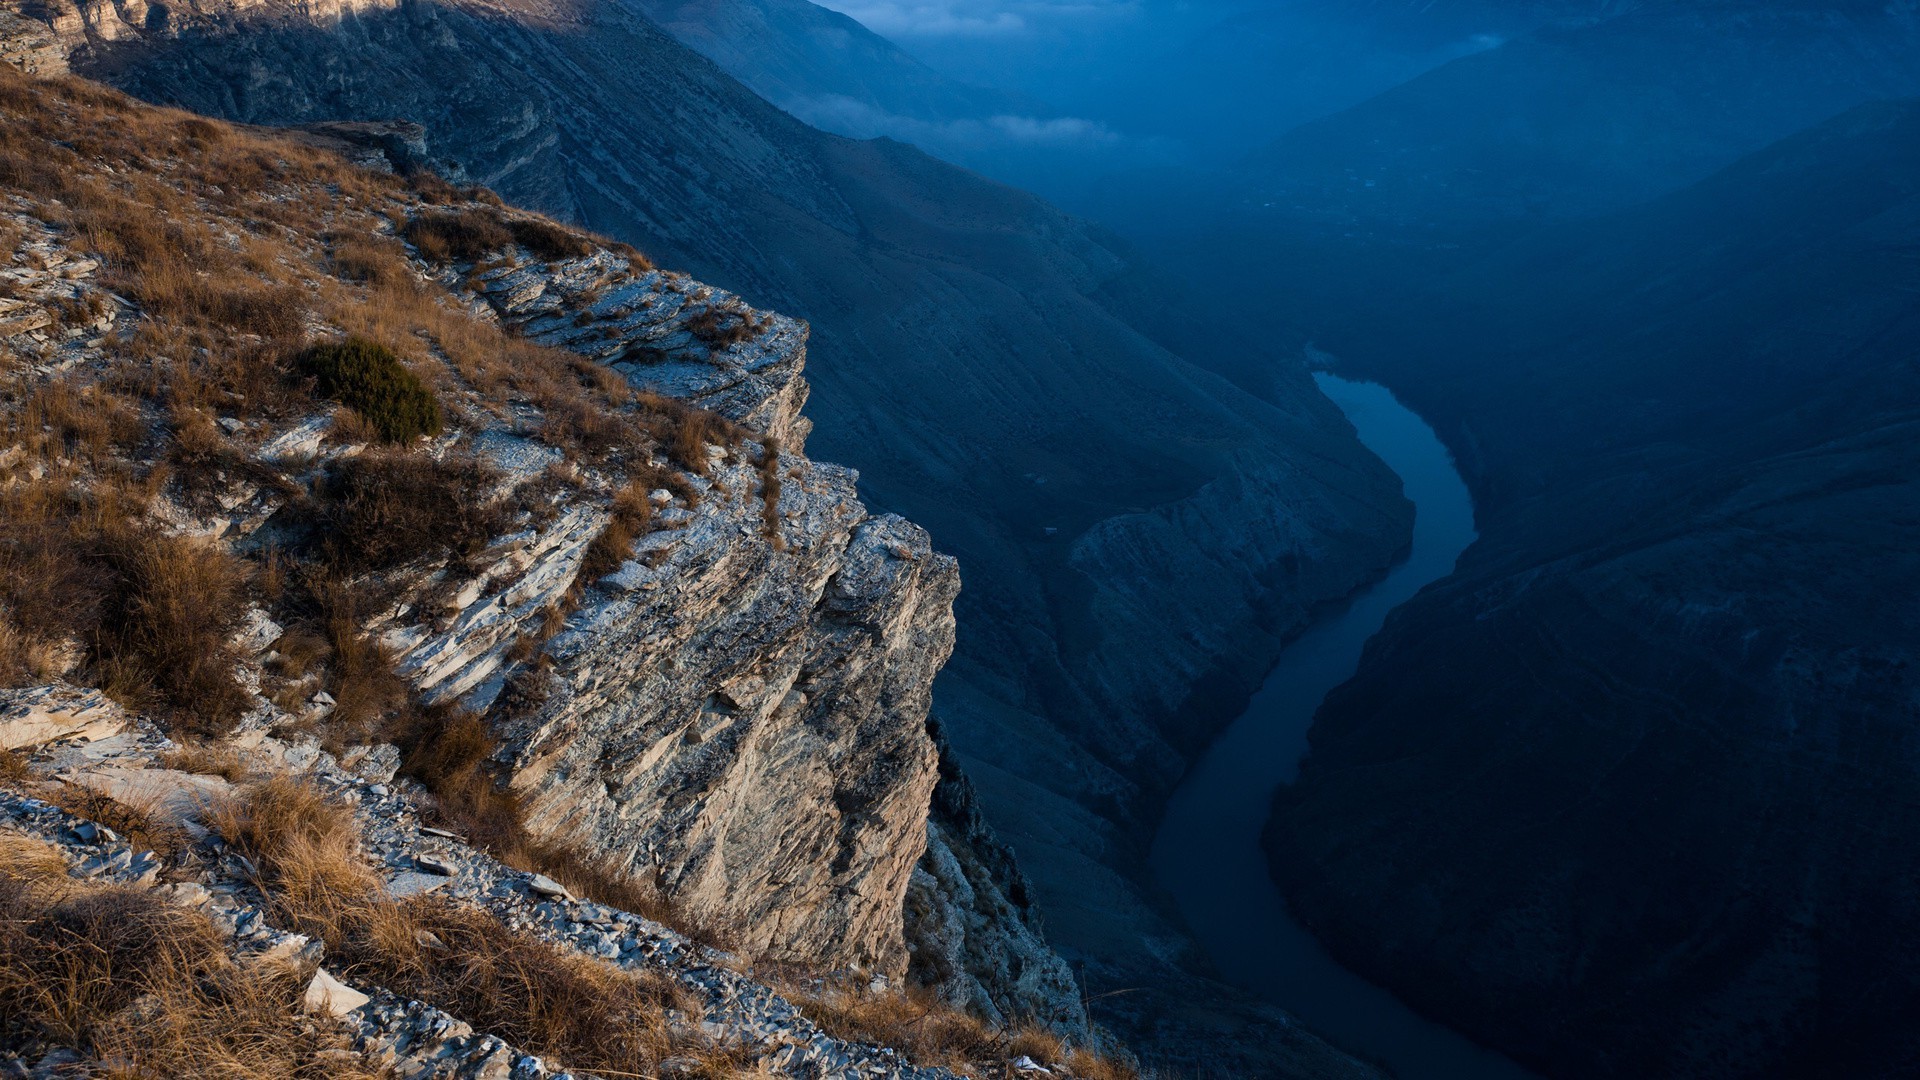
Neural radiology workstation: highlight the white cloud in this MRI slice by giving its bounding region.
[784,94,1129,149]
[812,0,1134,38]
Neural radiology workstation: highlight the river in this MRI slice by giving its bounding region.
[1148,374,1535,1080]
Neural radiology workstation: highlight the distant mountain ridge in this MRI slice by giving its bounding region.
[632,0,1036,126]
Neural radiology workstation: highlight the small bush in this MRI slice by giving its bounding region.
[300,338,443,444]
[683,305,768,351]
[92,525,253,734]
[509,218,593,261]
[394,709,523,854]
[579,479,655,582]
[309,450,506,572]
[635,391,742,477]
[328,233,411,290]
[402,210,512,263]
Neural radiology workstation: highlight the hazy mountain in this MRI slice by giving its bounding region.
[634,0,1619,210]
[1268,97,1920,1079]
[631,0,1030,128]
[61,0,1409,1069]
[1149,0,1920,324]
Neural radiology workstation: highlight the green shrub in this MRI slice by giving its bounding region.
[300,338,442,443]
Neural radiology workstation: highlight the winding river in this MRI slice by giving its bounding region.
[1149,374,1535,1080]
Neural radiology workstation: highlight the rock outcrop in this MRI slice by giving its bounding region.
[0,67,1079,1061]
[0,716,986,1078]
[904,724,1087,1033]
[23,0,1416,1066]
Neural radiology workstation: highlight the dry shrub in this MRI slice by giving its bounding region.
[17,378,144,462]
[508,218,594,261]
[0,749,32,783]
[402,209,512,263]
[0,835,371,1078]
[93,524,253,733]
[309,450,506,572]
[635,391,742,476]
[214,778,705,1077]
[0,484,106,689]
[785,981,1004,1073]
[42,782,191,861]
[393,710,523,854]
[378,897,693,1070]
[208,775,381,945]
[682,305,769,351]
[405,169,462,205]
[160,741,250,782]
[257,580,407,742]
[327,233,410,290]
[778,977,1139,1079]
[517,837,722,946]
[0,481,250,730]
[757,436,784,547]
[579,478,655,582]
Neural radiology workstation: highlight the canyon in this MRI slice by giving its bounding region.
[1266,86,1920,1080]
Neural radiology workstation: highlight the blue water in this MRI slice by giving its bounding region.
[1149,374,1536,1080]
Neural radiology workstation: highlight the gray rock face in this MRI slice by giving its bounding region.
[371,255,961,979]
[903,725,1086,1033]
[501,487,959,978]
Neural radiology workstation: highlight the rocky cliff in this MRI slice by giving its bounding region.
[0,61,1126,1075]
[13,0,1416,1067]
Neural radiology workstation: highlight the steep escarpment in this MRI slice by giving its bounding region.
[23,0,1414,1063]
[0,65,1140,1078]
[1268,101,1920,1079]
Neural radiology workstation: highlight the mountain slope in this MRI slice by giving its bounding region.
[631,0,1032,128]
[1267,99,1920,1080]
[34,0,1410,1068]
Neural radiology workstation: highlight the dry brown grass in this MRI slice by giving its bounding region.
[683,305,770,351]
[0,478,252,731]
[0,833,376,1078]
[42,782,192,861]
[757,436,784,548]
[775,975,1138,1080]
[579,476,656,582]
[92,523,254,732]
[160,741,251,782]
[306,450,508,574]
[212,777,717,1077]
[402,209,513,262]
